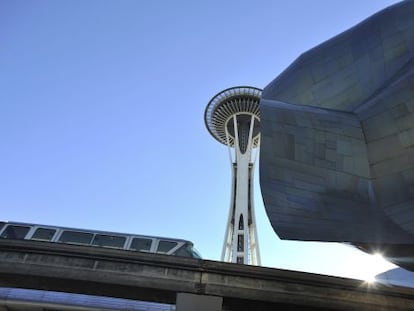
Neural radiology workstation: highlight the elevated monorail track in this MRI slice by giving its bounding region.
[1,239,414,310]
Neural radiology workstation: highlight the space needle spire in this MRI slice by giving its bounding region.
[204,86,261,265]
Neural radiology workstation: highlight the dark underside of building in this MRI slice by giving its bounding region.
[259,0,414,271]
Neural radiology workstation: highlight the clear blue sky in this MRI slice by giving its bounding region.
[0,0,402,280]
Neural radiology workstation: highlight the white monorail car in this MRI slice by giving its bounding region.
[0,221,201,259]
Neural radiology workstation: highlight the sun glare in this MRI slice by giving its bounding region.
[343,251,396,282]
[363,253,392,283]
[364,274,376,284]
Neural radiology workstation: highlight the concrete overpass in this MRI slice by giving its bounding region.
[0,239,413,310]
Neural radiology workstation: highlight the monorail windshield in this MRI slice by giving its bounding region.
[0,221,201,259]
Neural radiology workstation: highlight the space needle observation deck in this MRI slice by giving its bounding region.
[204,86,261,265]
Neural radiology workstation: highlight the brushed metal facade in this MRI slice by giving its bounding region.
[259,0,414,270]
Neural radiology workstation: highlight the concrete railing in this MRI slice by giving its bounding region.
[0,239,413,310]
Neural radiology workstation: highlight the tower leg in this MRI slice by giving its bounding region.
[221,114,260,265]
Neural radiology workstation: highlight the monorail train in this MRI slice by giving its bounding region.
[0,221,201,259]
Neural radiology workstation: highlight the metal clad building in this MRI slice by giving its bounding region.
[259,0,414,270]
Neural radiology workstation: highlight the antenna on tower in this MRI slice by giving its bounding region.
[204,86,262,265]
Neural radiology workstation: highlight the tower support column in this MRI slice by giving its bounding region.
[221,114,260,265]
[205,86,262,265]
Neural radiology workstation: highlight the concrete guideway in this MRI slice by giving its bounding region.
[0,239,414,310]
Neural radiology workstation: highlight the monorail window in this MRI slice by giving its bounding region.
[0,225,30,239]
[0,222,4,232]
[92,234,126,248]
[31,228,56,241]
[174,245,202,259]
[173,244,193,257]
[58,231,93,245]
[157,241,178,254]
[130,238,152,251]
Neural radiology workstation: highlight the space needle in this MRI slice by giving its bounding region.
[204,86,261,265]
